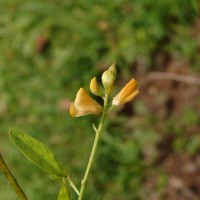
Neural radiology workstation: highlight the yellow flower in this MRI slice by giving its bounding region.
[112,79,139,106]
[90,77,102,97]
[69,88,102,117]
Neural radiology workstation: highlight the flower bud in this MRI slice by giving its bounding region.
[90,77,102,97]
[101,63,116,94]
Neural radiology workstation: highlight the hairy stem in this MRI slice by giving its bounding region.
[0,153,28,200]
[78,95,109,200]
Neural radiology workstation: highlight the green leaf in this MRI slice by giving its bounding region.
[49,174,63,182]
[57,185,70,200]
[10,130,66,177]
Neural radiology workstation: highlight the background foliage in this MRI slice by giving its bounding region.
[0,0,199,199]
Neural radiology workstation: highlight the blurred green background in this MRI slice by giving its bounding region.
[0,0,200,199]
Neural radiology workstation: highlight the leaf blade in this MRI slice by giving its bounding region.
[57,185,70,200]
[10,130,65,177]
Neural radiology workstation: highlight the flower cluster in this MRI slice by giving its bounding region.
[69,63,138,117]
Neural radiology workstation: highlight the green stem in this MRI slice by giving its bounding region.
[78,95,109,200]
[67,175,80,196]
[0,153,28,200]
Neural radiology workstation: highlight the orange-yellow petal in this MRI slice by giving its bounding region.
[112,79,139,106]
[90,77,102,96]
[69,88,102,117]
[69,103,77,117]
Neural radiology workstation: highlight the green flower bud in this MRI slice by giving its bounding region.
[101,63,116,94]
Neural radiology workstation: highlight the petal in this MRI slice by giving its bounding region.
[69,102,77,117]
[90,77,102,96]
[121,89,139,104]
[112,79,139,106]
[70,88,102,117]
